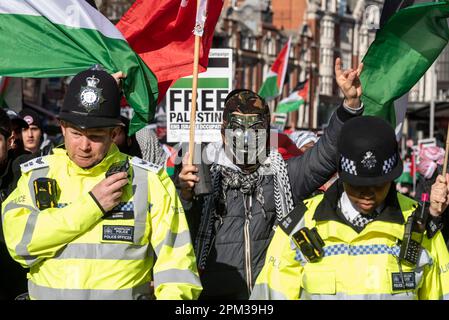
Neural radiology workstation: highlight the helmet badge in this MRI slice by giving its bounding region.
[361,151,377,170]
[79,75,104,112]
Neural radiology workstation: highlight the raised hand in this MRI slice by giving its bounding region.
[429,174,449,216]
[90,172,129,212]
[335,57,363,109]
[111,71,125,89]
[178,152,200,201]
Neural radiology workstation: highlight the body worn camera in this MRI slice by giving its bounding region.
[33,178,58,210]
[292,227,325,263]
[106,159,130,178]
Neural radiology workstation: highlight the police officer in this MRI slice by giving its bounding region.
[251,116,449,300]
[1,68,202,300]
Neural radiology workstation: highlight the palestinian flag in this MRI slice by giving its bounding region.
[377,0,433,139]
[117,0,224,104]
[361,1,449,135]
[379,0,430,27]
[259,37,291,100]
[0,0,158,135]
[163,144,176,177]
[276,80,308,113]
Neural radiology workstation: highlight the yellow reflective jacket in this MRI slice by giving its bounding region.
[251,183,449,300]
[1,144,202,300]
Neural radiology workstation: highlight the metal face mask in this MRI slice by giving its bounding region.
[224,113,269,170]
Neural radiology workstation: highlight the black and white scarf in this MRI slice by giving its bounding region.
[194,149,294,270]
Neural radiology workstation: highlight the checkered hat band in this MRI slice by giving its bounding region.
[382,154,397,174]
[340,156,357,175]
[295,244,401,264]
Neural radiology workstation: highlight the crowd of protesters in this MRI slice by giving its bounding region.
[0,59,449,300]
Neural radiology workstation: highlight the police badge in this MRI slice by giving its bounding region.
[79,75,105,112]
[361,151,377,170]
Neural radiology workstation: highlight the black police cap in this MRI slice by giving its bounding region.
[337,116,403,186]
[60,69,123,129]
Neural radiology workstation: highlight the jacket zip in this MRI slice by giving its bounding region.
[243,195,253,296]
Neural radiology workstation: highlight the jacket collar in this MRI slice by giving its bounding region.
[53,143,123,176]
[313,180,405,226]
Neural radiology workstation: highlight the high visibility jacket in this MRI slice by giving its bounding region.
[251,183,449,300]
[1,144,202,300]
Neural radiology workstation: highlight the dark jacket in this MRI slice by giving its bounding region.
[182,105,359,300]
[0,149,31,300]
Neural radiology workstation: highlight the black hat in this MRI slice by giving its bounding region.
[60,69,123,129]
[5,109,27,130]
[337,116,403,186]
[19,108,42,129]
[0,108,12,138]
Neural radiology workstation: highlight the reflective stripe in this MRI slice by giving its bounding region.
[154,230,192,257]
[54,243,151,260]
[132,166,148,243]
[14,167,49,266]
[295,244,401,265]
[300,291,417,300]
[153,269,201,288]
[15,210,40,267]
[443,293,449,300]
[3,202,40,266]
[1,202,36,224]
[3,202,36,217]
[111,201,134,212]
[28,280,152,300]
[58,202,135,211]
[250,283,288,300]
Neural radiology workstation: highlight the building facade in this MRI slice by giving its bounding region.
[219,0,384,129]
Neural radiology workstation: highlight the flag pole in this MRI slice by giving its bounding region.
[188,0,202,166]
[188,35,201,165]
[442,124,449,177]
[437,122,449,211]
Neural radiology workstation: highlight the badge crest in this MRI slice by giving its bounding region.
[79,75,104,112]
[361,151,377,169]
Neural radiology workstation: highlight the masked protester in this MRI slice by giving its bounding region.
[1,67,201,300]
[178,58,364,299]
[252,116,449,300]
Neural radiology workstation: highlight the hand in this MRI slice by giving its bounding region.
[335,57,363,109]
[90,172,129,212]
[111,71,125,89]
[429,174,449,217]
[178,153,199,201]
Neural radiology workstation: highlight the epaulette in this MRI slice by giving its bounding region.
[130,157,163,173]
[279,201,307,236]
[20,156,49,173]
